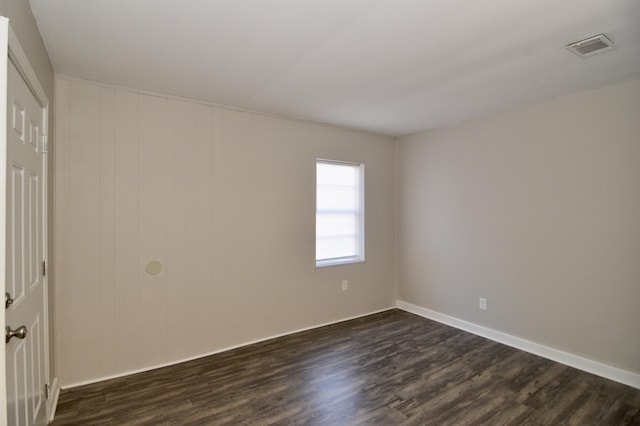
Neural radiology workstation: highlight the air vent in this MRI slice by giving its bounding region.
[566,34,615,58]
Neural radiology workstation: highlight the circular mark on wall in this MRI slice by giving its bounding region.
[145,260,163,276]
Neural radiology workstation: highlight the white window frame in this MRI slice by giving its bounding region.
[315,159,365,267]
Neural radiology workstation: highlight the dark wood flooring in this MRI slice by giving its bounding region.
[52,309,640,425]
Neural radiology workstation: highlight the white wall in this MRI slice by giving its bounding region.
[54,77,396,387]
[397,79,640,375]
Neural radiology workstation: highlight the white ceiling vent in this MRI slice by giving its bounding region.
[566,34,615,58]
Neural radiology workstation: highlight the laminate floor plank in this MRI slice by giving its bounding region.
[52,309,640,425]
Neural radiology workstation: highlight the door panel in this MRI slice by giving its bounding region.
[5,58,46,426]
[9,162,24,302]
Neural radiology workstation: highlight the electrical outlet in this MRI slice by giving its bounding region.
[341,280,348,291]
[479,298,487,310]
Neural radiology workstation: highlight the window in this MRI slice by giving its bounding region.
[316,160,365,267]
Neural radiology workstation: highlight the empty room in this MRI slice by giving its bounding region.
[1,0,639,425]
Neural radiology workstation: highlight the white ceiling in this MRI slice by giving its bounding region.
[28,0,640,136]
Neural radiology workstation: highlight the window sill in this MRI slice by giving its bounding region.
[315,258,365,268]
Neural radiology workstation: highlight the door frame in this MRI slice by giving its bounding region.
[0,16,52,424]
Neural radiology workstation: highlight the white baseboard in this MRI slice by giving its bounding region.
[63,306,396,389]
[47,376,60,424]
[396,300,640,390]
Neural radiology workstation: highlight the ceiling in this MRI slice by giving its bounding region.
[28,0,640,136]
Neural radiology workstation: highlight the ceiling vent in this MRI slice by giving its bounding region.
[566,34,615,58]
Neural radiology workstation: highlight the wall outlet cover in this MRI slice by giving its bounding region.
[479,298,487,310]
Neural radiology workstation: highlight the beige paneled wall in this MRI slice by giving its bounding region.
[54,77,396,387]
[397,79,640,374]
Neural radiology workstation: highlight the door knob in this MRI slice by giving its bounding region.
[6,325,27,343]
[5,292,13,309]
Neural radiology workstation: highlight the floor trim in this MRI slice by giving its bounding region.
[62,306,396,389]
[396,300,640,390]
[47,376,60,424]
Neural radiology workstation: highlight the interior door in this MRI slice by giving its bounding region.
[4,56,47,426]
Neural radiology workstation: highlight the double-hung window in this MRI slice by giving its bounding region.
[315,160,365,267]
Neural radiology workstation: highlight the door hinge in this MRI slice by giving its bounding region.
[45,383,50,400]
[40,135,48,153]
[42,260,47,277]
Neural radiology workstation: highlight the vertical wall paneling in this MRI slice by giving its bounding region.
[98,87,117,377]
[187,103,213,355]
[113,89,140,373]
[66,82,101,384]
[53,78,69,379]
[180,101,200,357]
[138,95,170,365]
[165,99,187,361]
[54,77,396,386]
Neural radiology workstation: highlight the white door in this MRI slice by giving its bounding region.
[4,56,47,426]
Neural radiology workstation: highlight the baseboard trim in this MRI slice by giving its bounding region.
[63,306,396,389]
[396,300,640,390]
[46,376,60,424]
